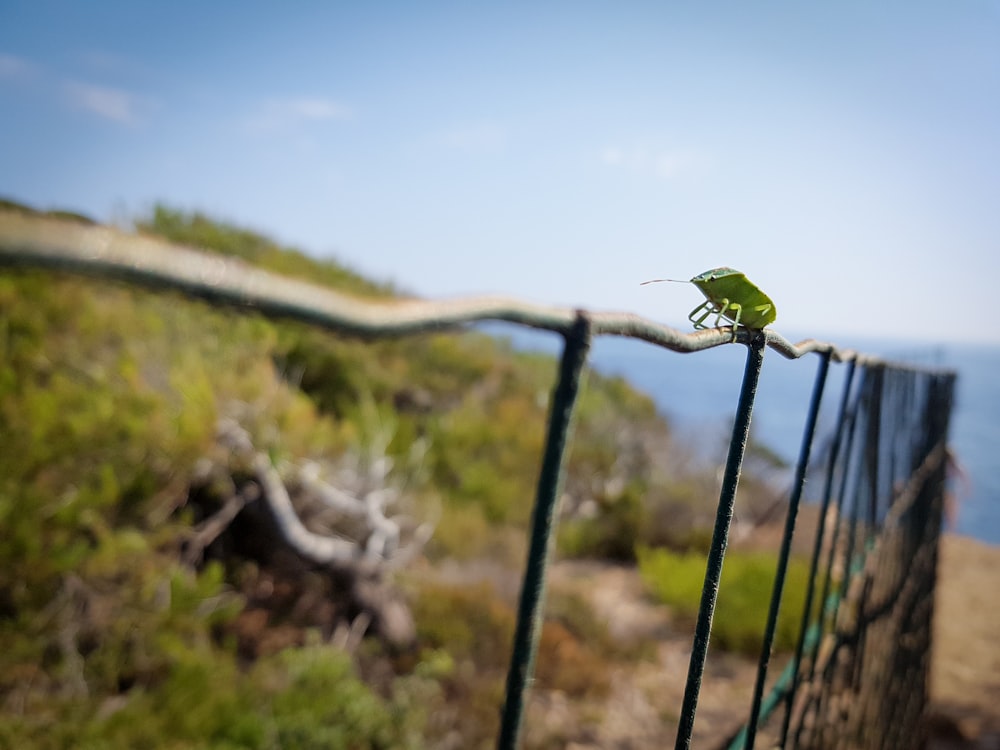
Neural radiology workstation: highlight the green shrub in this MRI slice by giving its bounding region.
[557,481,644,561]
[637,546,810,655]
[410,579,616,746]
[0,646,427,750]
[137,205,393,298]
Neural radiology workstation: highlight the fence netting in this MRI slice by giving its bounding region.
[729,361,955,750]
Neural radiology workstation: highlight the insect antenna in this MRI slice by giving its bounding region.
[639,278,689,285]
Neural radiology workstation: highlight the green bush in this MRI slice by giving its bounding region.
[0,646,427,750]
[557,480,644,561]
[637,546,810,655]
[410,579,616,747]
[137,205,393,298]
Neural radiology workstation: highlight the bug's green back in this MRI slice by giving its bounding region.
[690,267,777,329]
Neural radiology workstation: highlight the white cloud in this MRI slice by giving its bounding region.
[246,96,353,132]
[0,53,35,80]
[79,49,135,74]
[600,143,710,179]
[438,122,507,153]
[64,81,151,125]
[2,55,152,126]
[286,98,351,120]
[600,146,625,166]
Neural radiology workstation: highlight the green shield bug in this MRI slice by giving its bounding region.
[641,267,777,332]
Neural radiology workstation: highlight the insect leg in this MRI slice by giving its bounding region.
[689,300,717,330]
[729,302,743,341]
[720,300,741,341]
[729,302,743,327]
[711,299,739,328]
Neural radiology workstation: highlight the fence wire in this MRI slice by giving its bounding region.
[0,210,958,749]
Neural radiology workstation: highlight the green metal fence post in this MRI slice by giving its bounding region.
[496,312,592,750]
[778,360,856,746]
[740,351,830,750]
[674,332,766,750]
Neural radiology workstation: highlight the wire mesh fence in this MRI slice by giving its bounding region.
[0,210,957,749]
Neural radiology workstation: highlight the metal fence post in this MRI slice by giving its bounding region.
[674,332,766,750]
[496,312,592,750]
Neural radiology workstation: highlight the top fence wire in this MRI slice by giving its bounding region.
[0,210,957,749]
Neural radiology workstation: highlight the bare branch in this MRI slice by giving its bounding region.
[252,452,363,566]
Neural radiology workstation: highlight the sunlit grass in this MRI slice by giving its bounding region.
[637,545,810,655]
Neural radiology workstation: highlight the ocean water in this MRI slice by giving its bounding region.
[479,324,999,546]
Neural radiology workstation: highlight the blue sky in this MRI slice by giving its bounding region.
[2,1,999,345]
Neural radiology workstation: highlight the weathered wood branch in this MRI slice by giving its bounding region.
[250,451,367,567]
[215,416,417,568]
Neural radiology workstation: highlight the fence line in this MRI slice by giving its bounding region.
[0,209,957,748]
[0,210,943,368]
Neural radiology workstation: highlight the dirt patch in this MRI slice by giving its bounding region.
[548,559,762,747]
[544,531,999,748]
[929,534,1000,746]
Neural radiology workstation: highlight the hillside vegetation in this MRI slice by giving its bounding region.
[0,201,793,748]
